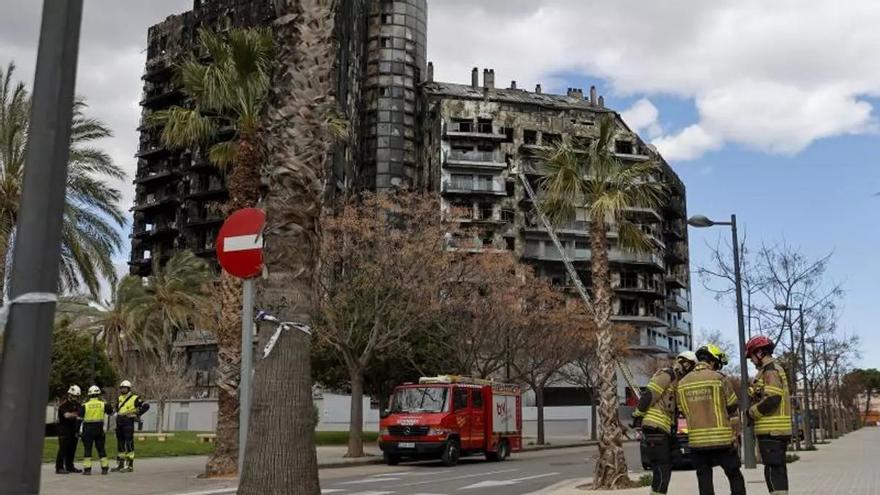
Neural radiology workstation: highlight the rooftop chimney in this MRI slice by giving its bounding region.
[427,62,434,82]
[567,87,583,99]
[590,85,598,105]
[535,84,542,94]
[510,80,517,90]
[471,67,479,88]
[598,95,605,108]
[483,69,495,90]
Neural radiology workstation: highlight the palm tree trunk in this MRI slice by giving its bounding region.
[590,217,630,488]
[205,136,261,477]
[238,0,337,492]
[347,368,365,457]
[0,228,9,301]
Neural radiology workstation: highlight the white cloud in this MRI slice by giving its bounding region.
[427,0,880,161]
[621,98,662,138]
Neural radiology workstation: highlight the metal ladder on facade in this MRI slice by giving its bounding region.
[518,171,641,400]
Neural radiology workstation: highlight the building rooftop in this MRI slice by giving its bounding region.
[423,80,616,114]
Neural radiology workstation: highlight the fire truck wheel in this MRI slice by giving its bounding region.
[384,453,401,466]
[441,439,460,467]
[486,440,509,462]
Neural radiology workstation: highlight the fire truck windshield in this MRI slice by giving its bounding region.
[390,387,449,413]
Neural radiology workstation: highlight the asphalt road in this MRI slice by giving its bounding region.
[317,443,642,495]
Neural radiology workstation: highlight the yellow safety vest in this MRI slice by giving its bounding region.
[750,358,792,436]
[642,367,676,432]
[83,398,107,423]
[677,363,738,449]
[117,393,140,416]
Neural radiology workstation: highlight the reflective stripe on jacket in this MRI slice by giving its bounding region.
[749,357,792,436]
[677,362,738,449]
[117,393,140,416]
[641,367,676,432]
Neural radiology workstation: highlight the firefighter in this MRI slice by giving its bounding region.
[81,386,113,475]
[677,344,746,495]
[112,380,149,473]
[631,350,698,495]
[746,334,792,495]
[55,385,82,474]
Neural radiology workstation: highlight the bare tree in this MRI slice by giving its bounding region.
[129,352,192,434]
[316,192,452,457]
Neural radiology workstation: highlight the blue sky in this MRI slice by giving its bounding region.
[1,1,877,367]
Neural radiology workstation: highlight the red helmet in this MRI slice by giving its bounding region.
[745,335,774,357]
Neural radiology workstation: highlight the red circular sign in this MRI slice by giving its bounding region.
[216,208,265,279]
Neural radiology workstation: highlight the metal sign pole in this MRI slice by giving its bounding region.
[0,1,83,493]
[239,278,255,475]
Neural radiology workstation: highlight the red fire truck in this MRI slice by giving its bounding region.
[378,375,522,466]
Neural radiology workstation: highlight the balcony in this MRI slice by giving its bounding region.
[667,316,692,337]
[613,281,664,297]
[665,268,688,289]
[134,167,178,185]
[131,221,179,240]
[186,178,227,200]
[523,241,589,262]
[523,219,590,236]
[444,150,506,170]
[185,214,225,228]
[442,181,506,196]
[613,151,651,162]
[135,143,169,159]
[133,193,180,212]
[140,86,182,108]
[663,219,686,240]
[666,290,690,312]
[666,197,686,219]
[173,330,217,348]
[613,313,669,328]
[666,242,688,265]
[608,249,665,271]
[623,206,662,222]
[444,122,506,141]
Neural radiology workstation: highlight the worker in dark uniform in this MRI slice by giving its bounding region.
[80,386,113,475]
[55,385,82,474]
[746,335,792,495]
[632,351,698,495]
[112,379,149,473]
[678,344,745,495]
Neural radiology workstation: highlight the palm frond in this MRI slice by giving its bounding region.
[536,138,589,226]
[152,106,219,148]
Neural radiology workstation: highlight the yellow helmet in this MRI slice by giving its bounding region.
[696,344,729,366]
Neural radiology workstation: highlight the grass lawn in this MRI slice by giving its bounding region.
[43,431,379,463]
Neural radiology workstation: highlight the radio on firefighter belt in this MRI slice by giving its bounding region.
[517,171,642,401]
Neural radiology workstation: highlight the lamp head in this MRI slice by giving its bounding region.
[687,215,715,228]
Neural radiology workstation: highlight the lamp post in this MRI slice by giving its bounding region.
[688,214,755,469]
[776,303,813,449]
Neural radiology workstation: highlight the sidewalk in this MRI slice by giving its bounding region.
[542,427,880,495]
[40,437,598,495]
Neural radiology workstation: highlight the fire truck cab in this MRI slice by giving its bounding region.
[378,375,522,466]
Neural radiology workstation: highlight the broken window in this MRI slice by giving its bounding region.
[504,237,515,251]
[573,136,592,150]
[502,127,514,142]
[501,208,515,223]
[381,13,392,24]
[478,203,494,220]
[476,175,494,191]
[620,272,638,288]
[523,130,538,145]
[381,37,391,48]
[452,118,473,133]
[477,118,493,134]
[481,231,494,248]
[543,133,562,147]
[615,140,634,154]
[620,299,639,316]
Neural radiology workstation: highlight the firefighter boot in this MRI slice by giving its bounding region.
[101,466,109,475]
[81,467,91,476]
[123,457,134,473]
[111,457,125,472]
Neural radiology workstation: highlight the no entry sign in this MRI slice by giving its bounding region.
[216,208,265,279]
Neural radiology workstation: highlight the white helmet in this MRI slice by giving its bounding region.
[88,385,101,396]
[119,380,132,388]
[677,351,698,364]
[67,385,81,396]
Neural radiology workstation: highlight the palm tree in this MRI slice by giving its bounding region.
[238,1,339,493]
[57,275,149,371]
[150,27,273,476]
[126,250,213,434]
[0,62,126,299]
[538,113,666,488]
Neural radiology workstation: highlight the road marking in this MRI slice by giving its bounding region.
[459,472,561,490]
[321,490,346,494]
[168,490,236,495]
[370,471,411,477]
[344,492,394,495]
[340,478,401,484]
[392,468,519,488]
[223,234,262,252]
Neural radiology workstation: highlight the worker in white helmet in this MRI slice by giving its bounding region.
[112,380,149,472]
[81,385,113,475]
[55,385,83,474]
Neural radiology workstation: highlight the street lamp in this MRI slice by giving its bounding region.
[776,303,813,449]
[688,213,755,469]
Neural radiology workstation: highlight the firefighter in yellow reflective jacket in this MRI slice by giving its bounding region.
[746,335,791,495]
[80,386,113,475]
[632,351,698,495]
[677,344,745,495]
[112,380,149,473]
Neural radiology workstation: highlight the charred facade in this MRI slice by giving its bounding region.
[420,71,693,356]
